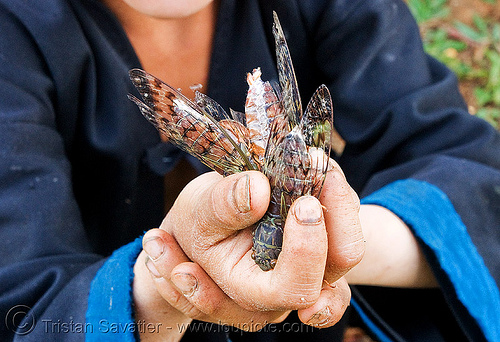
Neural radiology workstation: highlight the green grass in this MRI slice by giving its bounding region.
[408,0,449,24]
[407,0,500,129]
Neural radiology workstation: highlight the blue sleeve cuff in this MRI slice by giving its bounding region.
[359,179,500,341]
[85,237,143,341]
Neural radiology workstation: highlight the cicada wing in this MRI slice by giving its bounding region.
[127,94,174,140]
[229,108,247,126]
[194,91,254,163]
[195,91,230,122]
[128,68,255,174]
[302,84,335,197]
[262,110,289,173]
[303,85,345,158]
[245,68,284,167]
[264,126,313,222]
[273,11,302,127]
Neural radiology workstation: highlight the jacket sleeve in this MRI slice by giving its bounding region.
[303,0,500,340]
[0,3,141,340]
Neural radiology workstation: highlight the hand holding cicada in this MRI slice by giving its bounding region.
[129,10,364,328]
[135,158,362,328]
[129,12,335,271]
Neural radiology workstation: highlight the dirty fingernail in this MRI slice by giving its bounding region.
[294,196,322,224]
[171,273,198,297]
[143,236,164,261]
[306,306,332,327]
[233,174,251,213]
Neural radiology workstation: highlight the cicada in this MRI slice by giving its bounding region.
[128,12,334,271]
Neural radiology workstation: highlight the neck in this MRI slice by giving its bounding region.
[103,0,217,52]
[103,0,218,93]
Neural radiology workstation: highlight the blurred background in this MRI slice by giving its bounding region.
[407,0,500,130]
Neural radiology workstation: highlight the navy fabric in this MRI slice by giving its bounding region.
[0,0,499,341]
[361,180,500,341]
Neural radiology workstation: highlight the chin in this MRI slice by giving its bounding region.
[123,0,214,18]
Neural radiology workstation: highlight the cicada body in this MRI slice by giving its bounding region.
[250,13,334,270]
[129,11,334,271]
[251,209,284,271]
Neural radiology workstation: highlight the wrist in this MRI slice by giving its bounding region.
[345,205,437,288]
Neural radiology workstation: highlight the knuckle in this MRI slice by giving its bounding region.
[345,236,366,265]
[167,288,189,308]
[196,297,221,317]
[329,239,365,271]
[274,285,321,309]
[343,238,365,265]
[166,291,205,320]
[183,305,206,321]
[327,242,365,279]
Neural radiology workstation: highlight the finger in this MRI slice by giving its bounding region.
[222,196,328,311]
[171,262,290,331]
[163,171,270,253]
[297,277,351,328]
[271,196,328,306]
[143,230,289,330]
[320,163,365,282]
[142,229,201,316]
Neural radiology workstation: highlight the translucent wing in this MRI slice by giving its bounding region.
[251,13,335,271]
[263,125,312,221]
[245,68,283,166]
[273,11,302,127]
[302,85,334,147]
[262,109,290,175]
[195,91,254,161]
[229,108,247,126]
[262,86,334,220]
[194,91,230,122]
[301,84,334,197]
[128,69,256,175]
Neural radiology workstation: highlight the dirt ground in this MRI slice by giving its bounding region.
[448,0,500,23]
[437,0,500,112]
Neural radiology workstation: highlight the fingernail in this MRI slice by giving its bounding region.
[145,256,162,278]
[233,174,251,213]
[294,196,322,224]
[171,273,198,297]
[143,236,164,261]
[306,306,332,327]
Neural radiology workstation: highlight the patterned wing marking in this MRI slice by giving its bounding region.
[128,69,255,175]
[195,91,255,166]
[301,84,334,197]
[273,11,302,127]
[264,126,313,221]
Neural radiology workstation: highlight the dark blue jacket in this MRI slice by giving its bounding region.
[0,0,499,341]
